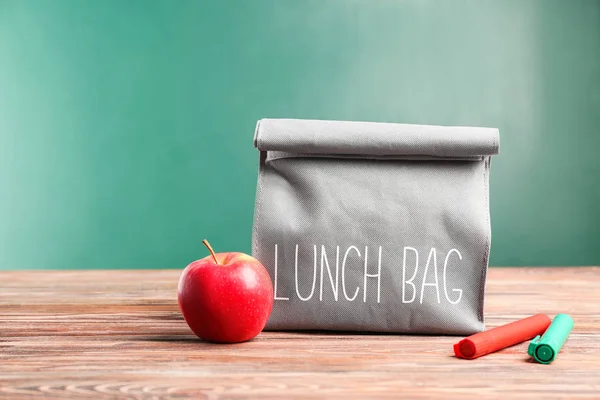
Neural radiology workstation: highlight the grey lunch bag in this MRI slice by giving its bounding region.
[252,118,499,335]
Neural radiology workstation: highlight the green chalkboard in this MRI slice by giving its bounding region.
[0,0,599,269]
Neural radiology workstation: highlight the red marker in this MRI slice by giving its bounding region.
[454,314,552,359]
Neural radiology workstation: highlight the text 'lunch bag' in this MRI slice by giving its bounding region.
[252,119,499,335]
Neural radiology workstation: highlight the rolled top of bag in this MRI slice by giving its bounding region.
[254,118,499,158]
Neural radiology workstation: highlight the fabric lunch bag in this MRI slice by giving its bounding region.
[252,118,499,335]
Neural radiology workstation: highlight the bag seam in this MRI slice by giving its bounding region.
[251,151,267,257]
[479,156,492,328]
[265,152,484,162]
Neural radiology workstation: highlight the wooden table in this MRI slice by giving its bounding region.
[1,268,598,399]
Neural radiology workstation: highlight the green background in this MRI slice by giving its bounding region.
[1,0,599,270]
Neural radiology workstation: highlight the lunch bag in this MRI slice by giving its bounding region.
[252,118,499,335]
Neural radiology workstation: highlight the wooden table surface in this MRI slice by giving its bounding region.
[1,267,599,399]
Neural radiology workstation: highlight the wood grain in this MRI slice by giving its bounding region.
[1,268,599,399]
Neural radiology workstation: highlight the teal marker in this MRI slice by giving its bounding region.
[528,314,574,364]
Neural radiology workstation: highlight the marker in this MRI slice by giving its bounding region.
[454,314,551,359]
[528,313,573,364]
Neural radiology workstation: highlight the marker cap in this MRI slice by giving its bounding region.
[528,313,574,364]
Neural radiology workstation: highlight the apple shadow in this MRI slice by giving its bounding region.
[130,334,201,343]
[127,333,254,346]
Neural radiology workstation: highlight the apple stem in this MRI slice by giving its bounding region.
[202,239,219,265]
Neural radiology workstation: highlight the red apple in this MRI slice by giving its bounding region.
[177,240,274,343]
